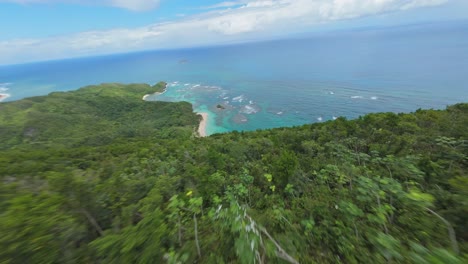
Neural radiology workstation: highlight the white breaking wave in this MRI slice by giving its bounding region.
[184,83,190,86]
[371,96,378,100]
[0,93,11,102]
[0,82,11,92]
[223,97,229,100]
[240,105,259,115]
[0,83,11,101]
[332,116,338,120]
[193,84,201,88]
[329,91,335,95]
[232,95,245,103]
[351,96,364,99]
[203,86,221,91]
[317,117,323,122]
[277,111,283,115]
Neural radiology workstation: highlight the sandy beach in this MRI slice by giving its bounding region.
[198,112,208,137]
[143,83,168,101]
[142,90,164,101]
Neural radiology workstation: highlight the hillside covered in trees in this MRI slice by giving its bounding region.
[0,83,467,263]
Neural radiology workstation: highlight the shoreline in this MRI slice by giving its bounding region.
[198,112,208,137]
[142,83,168,101]
[140,82,209,137]
[0,93,11,102]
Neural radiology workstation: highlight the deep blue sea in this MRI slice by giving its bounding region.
[1,22,467,135]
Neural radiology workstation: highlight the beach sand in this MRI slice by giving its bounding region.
[142,91,164,101]
[198,112,208,137]
[143,83,168,101]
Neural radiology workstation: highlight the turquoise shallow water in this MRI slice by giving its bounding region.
[1,22,468,135]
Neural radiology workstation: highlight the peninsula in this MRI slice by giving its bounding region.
[0,82,199,148]
[142,81,168,101]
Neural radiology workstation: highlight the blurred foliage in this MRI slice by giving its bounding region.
[0,83,467,263]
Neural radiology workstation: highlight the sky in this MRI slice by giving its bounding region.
[1,0,467,65]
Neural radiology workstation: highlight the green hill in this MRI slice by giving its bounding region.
[0,82,199,149]
[0,83,467,263]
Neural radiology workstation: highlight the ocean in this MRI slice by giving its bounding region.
[1,22,467,135]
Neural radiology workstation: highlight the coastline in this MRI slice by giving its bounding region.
[142,82,168,101]
[141,82,209,137]
[198,112,208,137]
[0,93,11,102]
[0,85,11,102]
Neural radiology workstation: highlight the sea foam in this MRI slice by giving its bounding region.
[232,95,245,103]
[240,105,259,115]
[0,83,11,101]
[0,93,11,102]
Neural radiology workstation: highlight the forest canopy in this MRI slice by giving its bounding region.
[0,83,467,263]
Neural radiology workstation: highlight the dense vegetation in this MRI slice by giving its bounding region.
[0,82,198,149]
[0,83,466,263]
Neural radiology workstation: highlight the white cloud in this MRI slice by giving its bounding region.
[0,0,160,11]
[0,0,451,64]
[200,1,245,10]
[198,0,450,35]
[203,0,448,34]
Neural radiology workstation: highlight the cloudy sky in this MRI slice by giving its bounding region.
[1,0,467,65]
